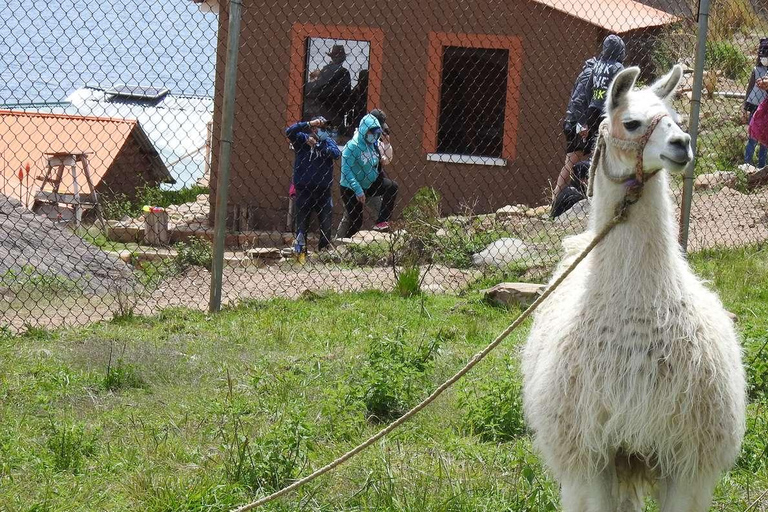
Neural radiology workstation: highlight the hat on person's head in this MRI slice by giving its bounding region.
[369,108,389,134]
[328,45,346,60]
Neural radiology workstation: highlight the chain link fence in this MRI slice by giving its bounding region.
[1,0,766,330]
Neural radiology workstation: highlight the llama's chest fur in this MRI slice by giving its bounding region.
[523,265,745,476]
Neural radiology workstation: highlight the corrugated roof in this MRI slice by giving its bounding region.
[533,0,679,32]
[0,110,169,205]
[65,87,214,190]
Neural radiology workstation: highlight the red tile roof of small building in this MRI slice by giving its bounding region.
[1,110,166,205]
[533,0,679,32]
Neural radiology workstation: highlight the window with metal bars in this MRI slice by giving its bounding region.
[436,46,508,159]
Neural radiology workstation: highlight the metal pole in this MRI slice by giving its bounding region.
[209,0,243,313]
[679,0,710,252]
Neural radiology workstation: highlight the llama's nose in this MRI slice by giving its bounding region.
[669,134,691,152]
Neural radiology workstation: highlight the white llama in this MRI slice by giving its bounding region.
[522,65,746,512]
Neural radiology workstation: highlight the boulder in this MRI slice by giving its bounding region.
[471,237,535,267]
[482,282,545,307]
[694,171,737,191]
[495,204,528,221]
[246,248,282,260]
[747,166,768,190]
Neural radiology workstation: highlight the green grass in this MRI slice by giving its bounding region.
[0,247,767,510]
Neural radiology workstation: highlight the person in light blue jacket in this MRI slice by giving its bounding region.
[339,113,398,237]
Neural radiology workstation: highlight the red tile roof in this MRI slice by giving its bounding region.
[1,110,164,206]
[533,0,679,32]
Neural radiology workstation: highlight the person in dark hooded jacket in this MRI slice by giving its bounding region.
[285,116,340,253]
[553,57,596,200]
[584,35,626,152]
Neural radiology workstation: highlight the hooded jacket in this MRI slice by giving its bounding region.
[341,114,381,196]
[564,58,597,129]
[285,121,341,188]
[587,35,626,113]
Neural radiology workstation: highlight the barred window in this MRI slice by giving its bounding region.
[436,47,508,159]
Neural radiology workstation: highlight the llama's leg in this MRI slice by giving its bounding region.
[657,472,720,512]
[560,468,617,512]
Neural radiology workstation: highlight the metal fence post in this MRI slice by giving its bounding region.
[679,0,710,253]
[209,0,243,313]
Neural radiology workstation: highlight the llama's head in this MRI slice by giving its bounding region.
[603,65,692,178]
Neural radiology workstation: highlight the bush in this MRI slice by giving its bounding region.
[45,422,98,473]
[710,0,758,40]
[174,236,213,270]
[458,356,526,442]
[395,265,421,297]
[705,40,751,81]
[103,359,145,391]
[101,185,209,220]
[745,336,768,399]
[357,333,441,421]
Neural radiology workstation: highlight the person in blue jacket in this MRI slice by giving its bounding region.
[339,113,399,238]
[285,116,340,253]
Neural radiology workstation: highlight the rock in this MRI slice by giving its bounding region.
[495,204,527,220]
[694,171,736,190]
[747,166,768,190]
[738,163,761,175]
[471,237,535,267]
[482,282,545,307]
[246,248,282,260]
[117,250,133,263]
[422,283,446,294]
[0,194,135,294]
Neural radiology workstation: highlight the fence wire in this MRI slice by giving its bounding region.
[1,0,767,330]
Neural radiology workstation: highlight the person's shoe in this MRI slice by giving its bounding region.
[373,222,390,232]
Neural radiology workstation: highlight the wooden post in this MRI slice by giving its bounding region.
[144,210,170,246]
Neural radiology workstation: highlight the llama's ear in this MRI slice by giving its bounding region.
[607,67,640,113]
[651,65,683,101]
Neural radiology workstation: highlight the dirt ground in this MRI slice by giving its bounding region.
[686,186,768,251]
[3,184,767,333]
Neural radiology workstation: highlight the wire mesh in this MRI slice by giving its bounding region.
[1,0,766,331]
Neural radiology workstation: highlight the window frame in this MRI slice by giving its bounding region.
[286,23,385,128]
[422,32,523,164]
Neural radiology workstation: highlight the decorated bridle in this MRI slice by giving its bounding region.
[586,112,670,218]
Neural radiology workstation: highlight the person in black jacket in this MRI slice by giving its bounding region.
[304,45,352,130]
[584,35,626,153]
[553,57,596,200]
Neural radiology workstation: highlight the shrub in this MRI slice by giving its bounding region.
[705,40,751,81]
[173,236,213,270]
[101,185,210,221]
[357,333,441,421]
[101,192,135,220]
[395,265,421,297]
[458,356,526,442]
[103,358,145,391]
[710,0,758,40]
[745,336,768,399]
[735,399,768,472]
[45,422,98,473]
[221,410,313,493]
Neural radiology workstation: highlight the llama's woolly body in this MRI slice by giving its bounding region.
[522,66,746,509]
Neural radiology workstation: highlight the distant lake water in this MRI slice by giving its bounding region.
[0,0,218,104]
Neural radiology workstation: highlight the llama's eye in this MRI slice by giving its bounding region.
[623,120,641,131]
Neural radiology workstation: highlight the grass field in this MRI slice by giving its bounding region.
[1,246,767,511]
